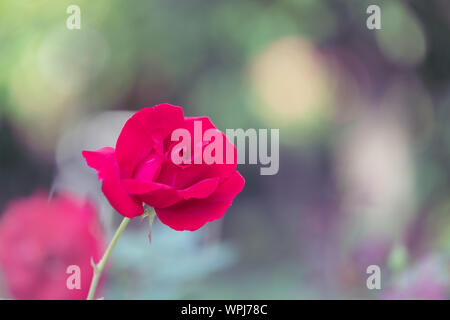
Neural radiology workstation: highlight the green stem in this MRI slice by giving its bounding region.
[87,217,130,300]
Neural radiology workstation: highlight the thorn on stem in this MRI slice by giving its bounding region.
[90,257,98,272]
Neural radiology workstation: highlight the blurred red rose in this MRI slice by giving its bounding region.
[83,103,245,231]
[0,192,104,300]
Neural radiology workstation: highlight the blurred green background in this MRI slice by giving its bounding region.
[1,0,450,299]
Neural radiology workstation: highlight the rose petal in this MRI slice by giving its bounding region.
[177,177,220,200]
[121,179,181,208]
[205,171,245,202]
[133,155,162,181]
[158,117,237,189]
[115,104,185,178]
[121,179,173,194]
[155,171,245,231]
[99,161,144,218]
[82,147,115,172]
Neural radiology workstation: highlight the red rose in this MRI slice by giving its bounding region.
[0,192,104,300]
[82,104,245,231]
